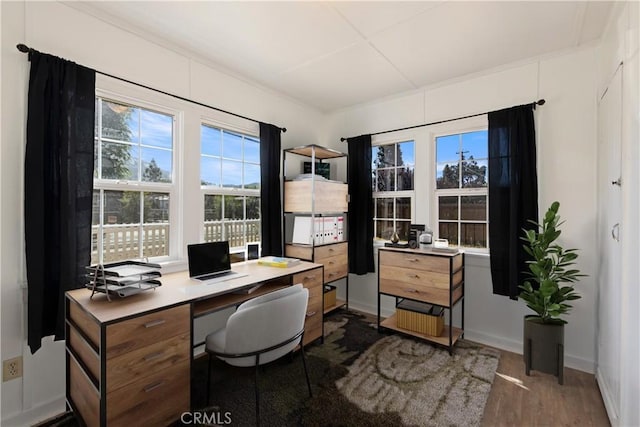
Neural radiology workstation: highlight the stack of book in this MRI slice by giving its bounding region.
[257,256,301,268]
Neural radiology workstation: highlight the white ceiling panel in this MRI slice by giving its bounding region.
[274,42,414,111]
[71,1,615,112]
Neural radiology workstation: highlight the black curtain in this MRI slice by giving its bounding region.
[347,135,375,275]
[25,51,95,353]
[259,123,283,257]
[488,104,538,299]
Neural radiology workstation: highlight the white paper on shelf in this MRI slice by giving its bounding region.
[292,216,313,245]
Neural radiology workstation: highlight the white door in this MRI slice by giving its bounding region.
[596,68,622,419]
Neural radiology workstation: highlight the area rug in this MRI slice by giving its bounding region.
[188,311,500,426]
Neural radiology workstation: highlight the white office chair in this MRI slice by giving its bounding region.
[205,284,313,423]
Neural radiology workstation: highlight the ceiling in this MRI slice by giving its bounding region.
[72,1,614,112]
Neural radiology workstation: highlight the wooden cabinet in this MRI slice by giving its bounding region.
[66,300,191,426]
[377,247,465,354]
[283,144,349,316]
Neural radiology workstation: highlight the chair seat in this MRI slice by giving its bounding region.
[206,328,226,354]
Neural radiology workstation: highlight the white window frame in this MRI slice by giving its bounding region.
[200,121,261,255]
[372,136,416,243]
[93,90,181,264]
[432,118,489,253]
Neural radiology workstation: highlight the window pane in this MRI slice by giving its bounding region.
[397,166,414,191]
[202,125,222,156]
[398,141,414,167]
[461,223,487,248]
[462,159,487,188]
[375,219,394,240]
[201,157,221,186]
[101,142,137,180]
[461,196,487,220]
[246,196,260,219]
[92,191,100,225]
[376,169,395,191]
[142,192,169,258]
[224,195,244,220]
[222,159,243,188]
[244,163,260,189]
[143,192,169,223]
[223,131,243,160]
[439,222,458,246]
[396,198,411,219]
[462,130,488,160]
[436,134,459,163]
[101,101,138,143]
[204,195,222,221]
[140,109,172,149]
[439,196,458,220]
[141,148,172,183]
[376,198,394,219]
[373,145,395,168]
[371,146,377,170]
[436,162,459,189]
[245,137,260,163]
[103,191,140,225]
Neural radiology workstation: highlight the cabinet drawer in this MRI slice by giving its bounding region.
[293,268,323,290]
[68,325,100,384]
[380,265,450,290]
[69,299,100,348]
[380,277,463,308]
[69,353,100,427]
[323,256,348,283]
[107,359,190,427]
[380,250,449,274]
[106,305,190,359]
[107,332,190,392]
[315,242,347,261]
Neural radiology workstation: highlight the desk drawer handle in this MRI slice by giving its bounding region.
[143,351,165,362]
[306,311,317,317]
[144,319,166,328]
[143,380,165,393]
[328,273,335,278]
[404,288,419,293]
[407,274,420,279]
[328,261,335,265]
[406,258,419,262]
[328,248,335,252]
[304,275,316,281]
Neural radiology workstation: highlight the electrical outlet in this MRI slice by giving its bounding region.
[3,356,23,382]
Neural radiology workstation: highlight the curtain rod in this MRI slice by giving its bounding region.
[16,44,286,133]
[340,99,545,142]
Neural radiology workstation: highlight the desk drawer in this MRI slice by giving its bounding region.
[107,332,190,392]
[107,359,190,427]
[304,293,322,346]
[106,305,190,359]
[293,268,323,290]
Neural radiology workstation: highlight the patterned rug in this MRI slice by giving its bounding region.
[187,311,500,426]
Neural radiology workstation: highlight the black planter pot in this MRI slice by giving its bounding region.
[523,317,564,384]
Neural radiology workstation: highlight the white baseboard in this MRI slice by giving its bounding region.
[1,396,66,427]
[596,368,619,427]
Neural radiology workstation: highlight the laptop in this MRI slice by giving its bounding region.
[187,241,245,284]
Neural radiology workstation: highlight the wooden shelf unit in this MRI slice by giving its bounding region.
[377,247,465,354]
[283,144,349,328]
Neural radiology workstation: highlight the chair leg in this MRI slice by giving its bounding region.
[254,355,260,427]
[300,345,313,398]
[206,353,213,405]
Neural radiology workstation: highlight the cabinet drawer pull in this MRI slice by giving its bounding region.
[406,258,419,262]
[143,351,165,362]
[143,319,166,328]
[404,288,419,293]
[407,274,420,279]
[328,261,335,265]
[328,273,335,277]
[304,275,316,280]
[328,248,335,252]
[306,311,317,317]
[143,380,165,393]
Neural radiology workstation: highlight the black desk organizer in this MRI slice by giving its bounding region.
[86,260,162,301]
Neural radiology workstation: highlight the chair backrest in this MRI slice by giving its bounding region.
[223,284,309,366]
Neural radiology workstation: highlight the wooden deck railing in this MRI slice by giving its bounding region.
[92,219,260,264]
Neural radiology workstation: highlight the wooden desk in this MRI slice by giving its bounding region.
[65,260,323,427]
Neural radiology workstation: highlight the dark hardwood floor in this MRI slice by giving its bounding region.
[482,349,610,427]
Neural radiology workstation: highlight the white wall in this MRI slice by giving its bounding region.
[595,2,639,426]
[326,47,600,374]
[0,1,325,425]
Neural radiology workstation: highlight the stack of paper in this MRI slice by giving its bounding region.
[257,256,301,268]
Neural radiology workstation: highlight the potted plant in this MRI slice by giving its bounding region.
[519,201,584,384]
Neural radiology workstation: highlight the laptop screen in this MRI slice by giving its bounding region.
[187,241,231,278]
